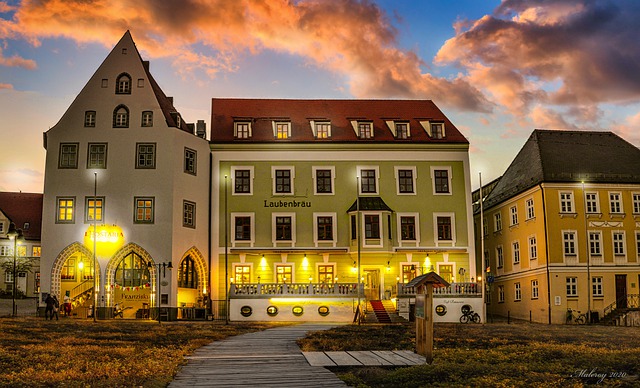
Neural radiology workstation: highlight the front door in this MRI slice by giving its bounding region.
[364,269,380,301]
[615,274,627,308]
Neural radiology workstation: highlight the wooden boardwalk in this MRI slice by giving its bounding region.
[169,323,348,387]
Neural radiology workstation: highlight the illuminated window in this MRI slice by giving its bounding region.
[275,122,290,139]
[114,252,150,287]
[85,197,104,222]
[57,197,75,223]
[84,111,96,127]
[315,122,331,139]
[134,197,154,224]
[61,257,76,281]
[402,265,416,283]
[276,265,293,284]
[234,265,251,284]
[115,73,131,94]
[32,246,41,258]
[439,264,453,284]
[318,265,334,283]
[178,256,198,288]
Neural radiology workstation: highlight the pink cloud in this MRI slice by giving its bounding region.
[0,47,36,69]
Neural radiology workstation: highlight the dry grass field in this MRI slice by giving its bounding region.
[298,321,640,387]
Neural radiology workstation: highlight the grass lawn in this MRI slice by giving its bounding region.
[0,317,272,387]
[298,321,640,387]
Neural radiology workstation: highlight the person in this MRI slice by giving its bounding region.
[51,295,59,320]
[44,294,55,319]
[63,294,71,317]
[114,302,123,318]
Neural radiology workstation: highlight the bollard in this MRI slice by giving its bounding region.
[508,311,511,324]
[530,310,532,322]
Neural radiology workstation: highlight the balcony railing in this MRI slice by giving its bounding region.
[229,282,360,298]
[397,282,482,297]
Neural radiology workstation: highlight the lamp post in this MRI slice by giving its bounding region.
[93,172,98,322]
[356,175,362,324]
[147,261,173,323]
[7,222,24,317]
[582,181,591,323]
[224,174,229,325]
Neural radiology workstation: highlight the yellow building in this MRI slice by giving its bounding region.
[475,130,640,324]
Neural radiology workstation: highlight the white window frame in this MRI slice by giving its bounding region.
[531,280,539,299]
[357,121,374,139]
[361,211,383,248]
[514,282,521,301]
[585,192,600,214]
[498,285,505,303]
[528,235,537,260]
[274,263,295,283]
[310,121,331,139]
[272,166,295,196]
[566,277,578,297]
[494,212,502,232]
[588,231,602,257]
[313,212,337,246]
[272,212,296,245]
[612,231,626,257]
[234,121,252,139]
[231,213,255,247]
[562,230,578,259]
[559,191,574,213]
[433,212,456,245]
[397,212,420,244]
[231,166,254,196]
[496,245,504,268]
[394,121,410,139]
[632,193,640,215]
[357,166,380,195]
[512,240,520,265]
[636,231,640,260]
[509,205,518,226]
[592,276,603,297]
[609,192,623,214]
[430,122,445,139]
[525,198,535,220]
[312,166,335,195]
[395,166,417,195]
[273,121,291,139]
[430,166,452,195]
[232,263,254,284]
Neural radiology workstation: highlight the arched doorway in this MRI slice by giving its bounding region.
[107,243,154,319]
[51,242,101,317]
[177,247,207,318]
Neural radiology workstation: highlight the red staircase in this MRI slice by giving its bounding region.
[369,300,392,323]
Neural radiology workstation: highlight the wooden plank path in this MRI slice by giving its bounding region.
[303,350,425,366]
[169,323,347,387]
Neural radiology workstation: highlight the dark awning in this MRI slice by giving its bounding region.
[347,197,393,212]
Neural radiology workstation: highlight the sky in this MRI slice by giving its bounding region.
[1,0,639,193]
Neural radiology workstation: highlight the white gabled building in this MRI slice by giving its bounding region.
[41,31,210,319]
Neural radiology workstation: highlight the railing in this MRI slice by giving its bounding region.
[397,282,482,296]
[229,282,360,298]
[603,294,640,319]
[70,279,94,301]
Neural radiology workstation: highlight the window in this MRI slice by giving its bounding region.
[113,105,129,128]
[613,231,625,256]
[430,123,444,139]
[526,198,535,219]
[318,265,334,283]
[34,272,40,294]
[275,265,293,284]
[233,168,253,194]
[87,143,107,169]
[61,258,75,281]
[560,192,574,213]
[496,246,504,268]
[316,216,334,241]
[137,78,144,88]
[433,168,451,194]
[395,122,409,139]
[141,111,153,127]
[592,277,603,297]
[498,285,505,302]
[358,122,373,139]
[101,79,108,88]
[0,246,11,257]
[360,169,377,194]
[275,216,292,241]
[116,73,131,94]
[59,143,79,169]
[184,148,197,175]
[314,168,333,194]
[437,216,452,241]
[589,231,602,256]
[56,197,75,223]
[275,122,290,139]
[183,201,196,228]
[514,283,521,301]
[84,111,96,127]
[114,252,151,288]
[0,222,3,233]
[274,169,292,194]
[512,241,520,264]
[438,264,454,283]
[364,214,380,239]
[136,143,156,169]
[563,231,577,256]
[32,246,41,257]
[609,192,622,214]
[234,216,252,241]
[85,197,104,222]
[178,256,198,288]
[234,265,251,284]
[529,236,537,260]
[510,206,518,226]
[134,197,154,224]
[585,192,599,213]
[531,280,539,299]
[234,122,252,139]
[397,168,415,194]
[633,193,640,214]
[637,232,640,259]
[494,212,502,232]
[566,277,578,297]
[400,216,416,241]
[402,264,417,283]
[314,122,331,139]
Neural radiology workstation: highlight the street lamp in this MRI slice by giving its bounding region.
[7,222,24,317]
[147,261,172,323]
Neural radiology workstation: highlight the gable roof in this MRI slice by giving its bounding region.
[0,192,43,241]
[482,129,640,210]
[210,99,468,144]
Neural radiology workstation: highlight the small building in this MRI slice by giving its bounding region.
[474,129,640,324]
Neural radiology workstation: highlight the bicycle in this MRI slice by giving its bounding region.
[566,308,587,324]
[459,304,481,323]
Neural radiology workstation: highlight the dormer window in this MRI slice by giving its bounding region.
[113,105,129,128]
[116,73,131,94]
[234,121,252,139]
[431,122,445,139]
[312,121,331,139]
[358,122,373,139]
[395,122,409,139]
[274,121,291,139]
[170,112,181,128]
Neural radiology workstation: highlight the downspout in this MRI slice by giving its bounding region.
[207,150,212,314]
[540,184,552,324]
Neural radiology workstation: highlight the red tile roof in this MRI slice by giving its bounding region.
[210,99,468,144]
[0,192,43,241]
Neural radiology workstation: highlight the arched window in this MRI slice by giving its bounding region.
[113,105,129,128]
[178,256,198,289]
[114,252,150,287]
[116,73,131,94]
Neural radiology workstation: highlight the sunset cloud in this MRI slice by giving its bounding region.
[1,0,491,112]
[0,47,36,69]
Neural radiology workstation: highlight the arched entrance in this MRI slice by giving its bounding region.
[177,247,208,318]
[51,242,101,317]
[106,243,154,319]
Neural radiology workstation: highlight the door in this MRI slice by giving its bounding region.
[615,275,627,309]
[364,269,380,300]
[17,272,27,294]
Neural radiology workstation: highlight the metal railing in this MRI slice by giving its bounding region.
[229,282,360,298]
[603,294,640,319]
[397,282,482,296]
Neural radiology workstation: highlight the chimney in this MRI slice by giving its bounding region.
[196,120,207,139]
